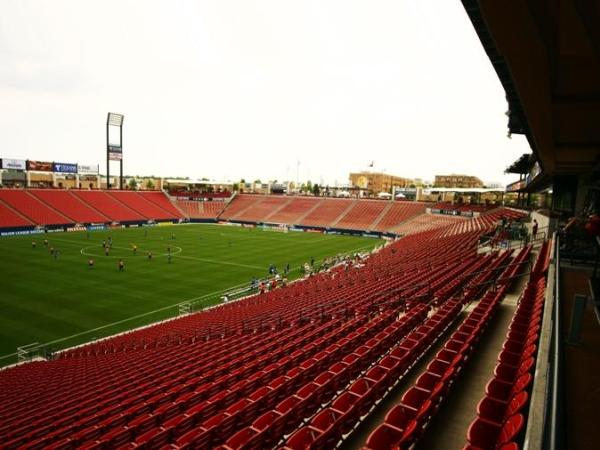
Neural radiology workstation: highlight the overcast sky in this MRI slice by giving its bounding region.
[1,0,531,186]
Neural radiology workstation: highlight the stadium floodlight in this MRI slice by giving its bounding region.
[106,112,125,189]
[107,113,124,127]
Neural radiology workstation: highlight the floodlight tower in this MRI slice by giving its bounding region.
[106,112,124,189]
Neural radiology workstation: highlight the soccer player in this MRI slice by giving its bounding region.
[54,249,59,260]
[133,244,137,255]
[108,236,113,247]
[43,239,48,247]
[168,254,172,264]
[102,240,106,248]
[49,246,55,256]
[171,233,176,240]
[118,259,125,271]
[88,258,94,269]
[167,245,171,254]
[105,247,109,257]
[32,240,36,249]
[148,251,153,261]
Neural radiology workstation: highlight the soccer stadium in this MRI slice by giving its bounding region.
[0,2,599,450]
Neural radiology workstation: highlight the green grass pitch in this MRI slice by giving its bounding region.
[0,224,382,365]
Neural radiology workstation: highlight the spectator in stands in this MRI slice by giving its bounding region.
[259,281,265,294]
[532,219,538,238]
[282,276,288,287]
[271,278,277,290]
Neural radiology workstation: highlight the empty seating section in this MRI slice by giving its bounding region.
[0,200,33,228]
[0,203,549,449]
[72,190,145,222]
[176,200,225,219]
[463,242,551,450]
[392,212,465,235]
[335,201,387,230]
[373,202,426,231]
[138,191,185,218]
[219,195,263,220]
[300,199,354,227]
[237,196,289,222]
[0,190,71,226]
[0,220,498,449]
[266,197,320,224]
[30,189,108,223]
[108,191,175,220]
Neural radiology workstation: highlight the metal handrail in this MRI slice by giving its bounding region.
[547,233,566,450]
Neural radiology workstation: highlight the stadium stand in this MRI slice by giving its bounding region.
[71,190,146,222]
[235,196,290,223]
[138,191,185,218]
[0,189,71,226]
[263,197,321,225]
[0,200,34,228]
[391,212,466,236]
[334,200,388,230]
[176,200,226,219]
[372,202,427,232]
[0,206,543,449]
[299,198,355,228]
[107,191,177,221]
[29,189,108,224]
[219,194,263,221]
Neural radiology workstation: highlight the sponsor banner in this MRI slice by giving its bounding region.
[460,211,474,217]
[87,225,106,232]
[108,152,122,161]
[108,145,122,153]
[1,158,26,170]
[67,226,87,232]
[289,227,304,232]
[53,162,78,173]
[242,224,255,228]
[158,222,174,226]
[129,224,139,228]
[27,160,54,171]
[1,229,44,237]
[361,233,380,238]
[78,164,99,174]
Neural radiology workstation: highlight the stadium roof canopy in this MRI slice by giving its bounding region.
[461,0,600,181]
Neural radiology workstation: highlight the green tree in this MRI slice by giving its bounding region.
[312,183,320,196]
[128,178,138,190]
[305,180,312,194]
[232,183,239,192]
[145,179,155,190]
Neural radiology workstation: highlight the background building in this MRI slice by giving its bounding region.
[434,174,484,188]
[349,171,412,196]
